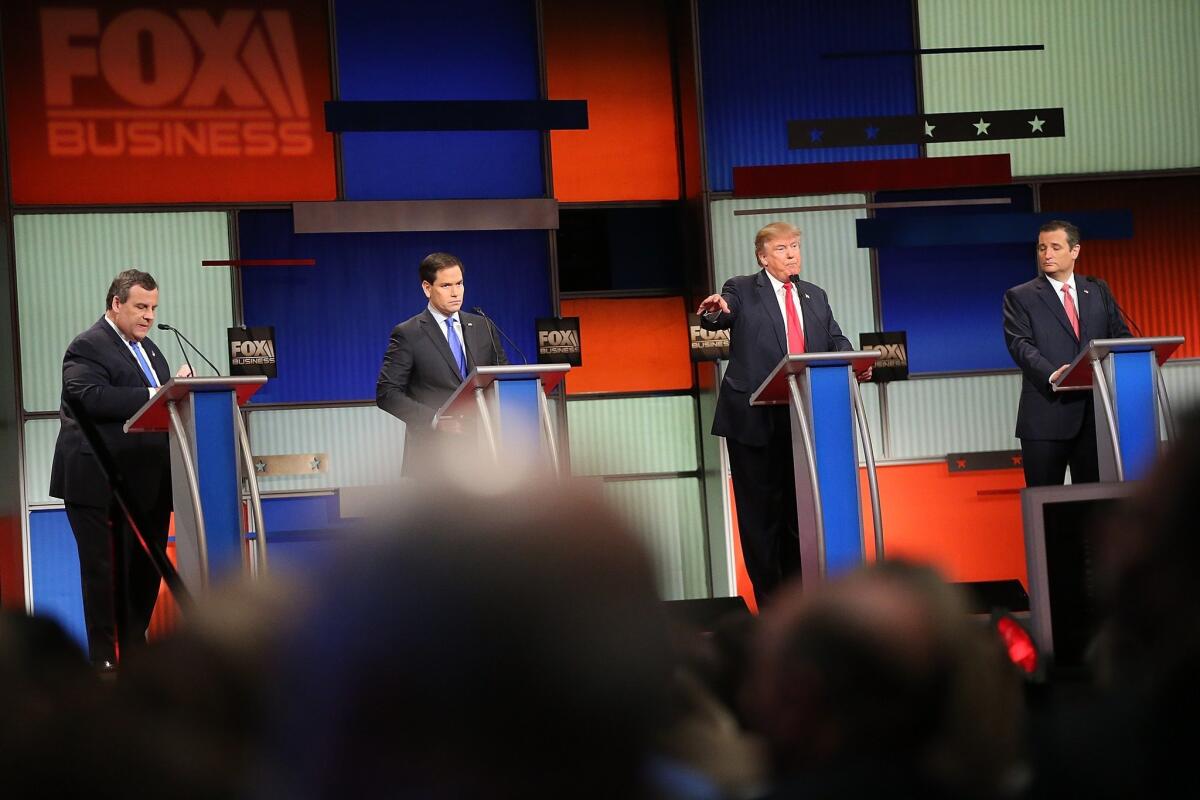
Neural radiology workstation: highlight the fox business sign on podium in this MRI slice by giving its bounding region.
[859,331,908,382]
[1,0,336,204]
[688,314,730,361]
[228,326,277,378]
[536,318,581,367]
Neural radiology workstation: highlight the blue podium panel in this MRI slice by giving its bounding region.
[807,366,864,576]
[1111,351,1158,480]
[495,378,541,451]
[191,391,243,579]
[28,508,88,653]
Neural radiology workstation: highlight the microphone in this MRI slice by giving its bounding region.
[1084,276,1143,337]
[472,306,527,365]
[158,323,221,375]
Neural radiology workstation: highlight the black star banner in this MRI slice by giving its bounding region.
[788,108,1064,148]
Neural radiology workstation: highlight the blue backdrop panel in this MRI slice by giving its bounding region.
[697,0,919,192]
[334,0,544,200]
[238,210,551,404]
[874,186,1035,374]
[29,509,88,653]
[857,211,1134,248]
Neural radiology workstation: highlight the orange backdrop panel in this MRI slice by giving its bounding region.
[560,297,693,394]
[1041,176,1200,359]
[543,0,680,201]
[2,0,336,204]
[730,461,1028,601]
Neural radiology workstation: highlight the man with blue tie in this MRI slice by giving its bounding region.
[50,270,190,668]
[377,253,508,475]
[1003,220,1132,486]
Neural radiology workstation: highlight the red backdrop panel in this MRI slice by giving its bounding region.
[559,296,693,394]
[2,0,336,204]
[543,0,679,202]
[1041,176,1200,359]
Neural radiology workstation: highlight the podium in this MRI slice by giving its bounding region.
[749,351,883,585]
[1052,336,1184,481]
[125,376,268,591]
[435,364,570,474]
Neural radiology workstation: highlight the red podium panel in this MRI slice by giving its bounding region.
[125,377,267,433]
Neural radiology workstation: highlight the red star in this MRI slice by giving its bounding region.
[955,459,967,469]
[1011,454,1023,466]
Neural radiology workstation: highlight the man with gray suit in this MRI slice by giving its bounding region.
[377,252,507,474]
[1003,220,1131,486]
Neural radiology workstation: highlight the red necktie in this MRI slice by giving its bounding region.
[1061,284,1080,339]
[783,281,806,353]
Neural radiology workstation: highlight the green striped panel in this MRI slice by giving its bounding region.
[15,212,232,413]
[568,395,698,476]
[919,0,1200,175]
[601,477,708,600]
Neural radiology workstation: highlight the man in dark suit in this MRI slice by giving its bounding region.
[50,269,188,668]
[697,222,859,605]
[377,252,508,474]
[1003,219,1131,487]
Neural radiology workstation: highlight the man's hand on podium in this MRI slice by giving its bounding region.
[856,365,873,383]
[1049,364,1069,384]
[176,364,193,378]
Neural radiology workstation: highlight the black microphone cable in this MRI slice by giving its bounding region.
[472,306,528,364]
[158,323,221,375]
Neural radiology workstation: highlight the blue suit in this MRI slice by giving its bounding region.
[1003,274,1130,484]
[702,270,851,602]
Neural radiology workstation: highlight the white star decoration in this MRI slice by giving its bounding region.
[309,456,322,471]
[254,460,267,473]
[1029,115,1046,133]
[924,121,936,137]
[973,118,991,136]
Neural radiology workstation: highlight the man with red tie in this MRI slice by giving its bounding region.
[1003,220,1131,487]
[697,222,856,605]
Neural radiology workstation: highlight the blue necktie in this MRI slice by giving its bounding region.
[445,317,467,377]
[129,341,158,387]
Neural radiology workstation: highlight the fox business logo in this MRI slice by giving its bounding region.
[688,316,730,362]
[873,342,907,369]
[41,8,313,158]
[230,338,275,366]
[538,329,579,355]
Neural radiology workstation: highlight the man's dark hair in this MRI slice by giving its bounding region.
[419,253,464,285]
[1039,219,1081,249]
[105,269,157,310]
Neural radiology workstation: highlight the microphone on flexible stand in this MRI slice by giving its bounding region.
[158,324,221,375]
[472,306,528,365]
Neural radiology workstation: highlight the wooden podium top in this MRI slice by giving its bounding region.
[750,351,880,406]
[124,376,267,433]
[436,364,570,420]
[1052,336,1184,392]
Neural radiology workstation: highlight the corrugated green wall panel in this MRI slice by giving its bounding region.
[23,419,60,506]
[884,373,1022,459]
[710,195,876,348]
[568,395,698,476]
[601,477,707,600]
[1162,361,1200,419]
[247,406,406,493]
[918,0,1200,175]
[15,212,232,413]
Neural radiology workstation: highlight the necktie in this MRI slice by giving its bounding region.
[783,281,806,353]
[129,340,159,387]
[1061,284,1080,339]
[446,317,467,377]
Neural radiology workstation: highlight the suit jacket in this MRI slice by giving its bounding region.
[50,317,172,509]
[1003,274,1131,440]
[376,308,508,467]
[701,271,852,447]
